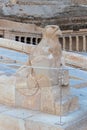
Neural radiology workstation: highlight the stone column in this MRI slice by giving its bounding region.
[76,36,79,51]
[31,37,33,44]
[24,37,26,43]
[19,37,21,42]
[63,37,65,50]
[36,38,38,45]
[25,37,27,43]
[69,36,72,51]
[83,35,86,52]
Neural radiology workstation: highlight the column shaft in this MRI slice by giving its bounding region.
[63,37,65,50]
[36,38,38,45]
[76,36,79,51]
[31,37,33,44]
[83,35,86,52]
[69,36,72,51]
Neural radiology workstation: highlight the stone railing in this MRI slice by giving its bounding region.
[0,38,87,70]
[0,38,35,54]
[63,51,87,70]
[16,0,57,5]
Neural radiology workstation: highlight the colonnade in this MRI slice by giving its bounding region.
[15,34,87,52]
[15,36,41,45]
[59,35,87,52]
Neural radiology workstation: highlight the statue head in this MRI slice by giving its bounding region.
[43,25,62,39]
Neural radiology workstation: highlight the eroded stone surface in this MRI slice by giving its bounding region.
[15,25,78,115]
[0,25,78,116]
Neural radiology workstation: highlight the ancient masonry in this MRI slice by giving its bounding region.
[72,0,87,4]
[10,0,87,5]
[0,25,79,130]
[0,25,87,130]
[0,19,87,52]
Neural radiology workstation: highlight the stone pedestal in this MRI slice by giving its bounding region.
[0,99,86,130]
[15,68,79,115]
[0,68,79,116]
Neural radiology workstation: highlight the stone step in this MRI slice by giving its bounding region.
[0,104,87,130]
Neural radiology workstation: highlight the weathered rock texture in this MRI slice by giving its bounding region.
[15,25,74,115]
[63,51,87,70]
[72,0,87,4]
[0,0,87,29]
[0,38,34,54]
[0,25,79,116]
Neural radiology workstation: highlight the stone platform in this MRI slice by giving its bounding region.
[0,86,87,130]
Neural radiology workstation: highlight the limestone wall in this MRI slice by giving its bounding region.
[0,19,41,33]
[71,0,87,5]
[16,0,71,5]
[16,0,87,5]
[9,0,17,4]
[10,0,87,5]
[0,19,42,43]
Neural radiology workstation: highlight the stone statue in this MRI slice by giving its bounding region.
[0,25,78,116]
[15,25,78,115]
[25,25,63,86]
[29,25,62,67]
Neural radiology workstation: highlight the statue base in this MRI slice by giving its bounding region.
[0,70,79,116]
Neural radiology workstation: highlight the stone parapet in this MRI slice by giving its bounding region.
[71,0,87,5]
[63,51,87,69]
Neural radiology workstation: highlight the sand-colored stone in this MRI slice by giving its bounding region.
[26,120,61,130]
[30,25,62,67]
[0,38,35,54]
[10,0,17,4]
[31,56,58,86]
[55,96,79,115]
[15,87,41,110]
[0,75,16,106]
[63,51,87,69]
[15,25,76,115]
[0,25,78,116]
[0,103,86,130]
[61,69,69,86]
[1,19,87,54]
[36,74,51,88]
[29,25,63,86]
[0,114,25,130]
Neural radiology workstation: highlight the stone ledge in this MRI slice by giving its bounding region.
[0,102,86,130]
